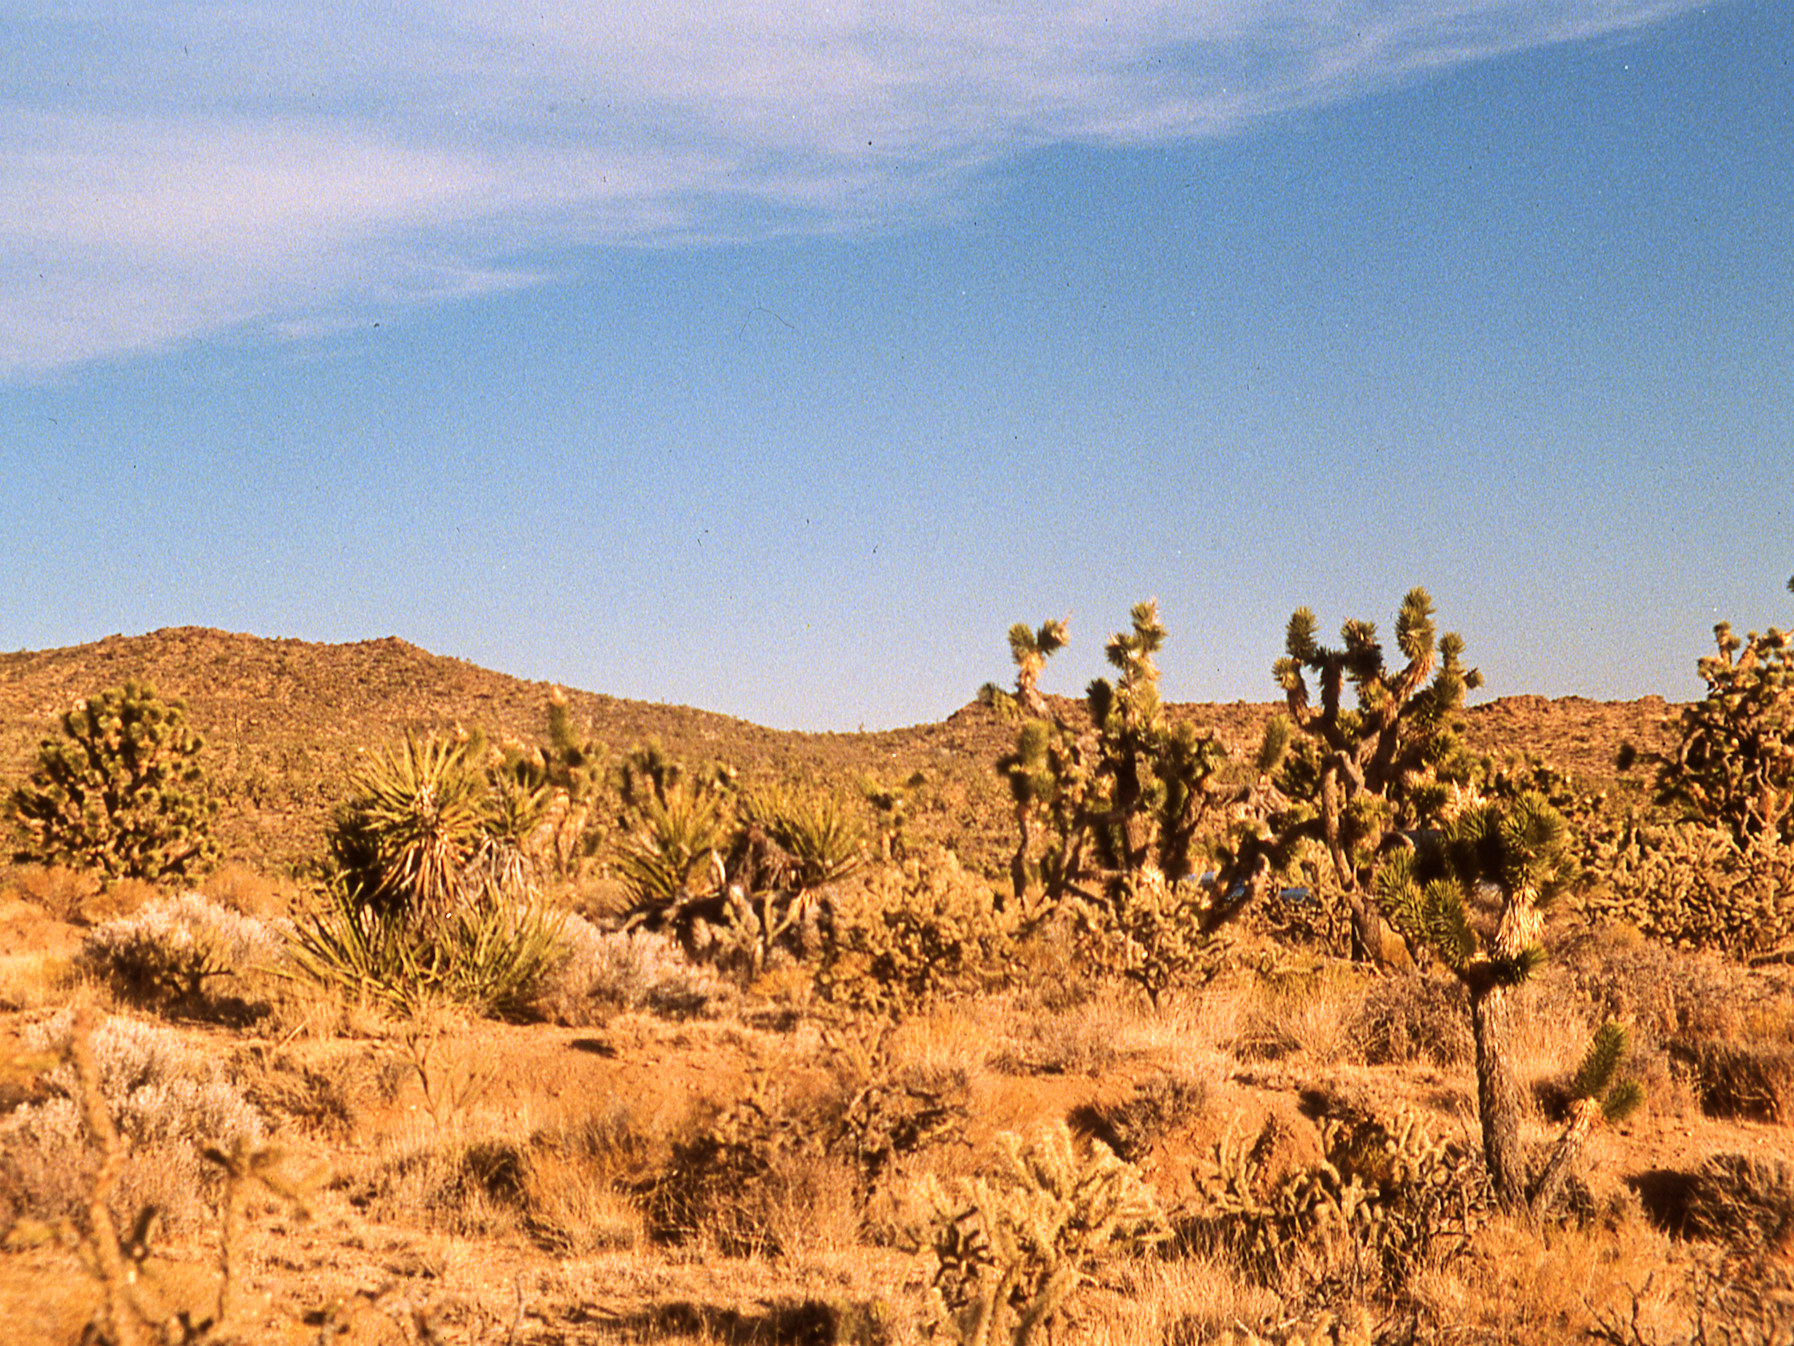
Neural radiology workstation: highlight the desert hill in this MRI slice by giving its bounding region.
[0,627,1676,876]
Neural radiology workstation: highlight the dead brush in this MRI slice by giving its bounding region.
[390,1011,501,1131]
[1587,1254,1794,1346]
[2,862,97,923]
[1069,1069,1209,1164]
[1347,971,1474,1067]
[1673,1040,1794,1124]
[819,1020,972,1194]
[642,1067,814,1257]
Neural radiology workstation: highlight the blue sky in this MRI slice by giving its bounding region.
[2,1,1789,731]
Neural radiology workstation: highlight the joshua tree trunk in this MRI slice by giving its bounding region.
[1473,884,1547,1212]
[1470,982,1528,1210]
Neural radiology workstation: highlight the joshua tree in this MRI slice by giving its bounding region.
[981,601,1242,919]
[1654,610,1794,847]
[1376,791,1576,1210]
[1268,587,1483,959]
[325,731,498,926]
[10,680,218,881]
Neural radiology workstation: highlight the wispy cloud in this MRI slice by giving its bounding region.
[1,1,1705,376]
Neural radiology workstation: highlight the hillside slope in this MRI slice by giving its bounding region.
[0,627,1676,875]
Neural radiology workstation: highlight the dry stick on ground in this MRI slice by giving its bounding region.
[68,1005,149,1346]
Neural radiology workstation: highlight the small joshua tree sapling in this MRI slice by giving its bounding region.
[1376,790,1611,1213]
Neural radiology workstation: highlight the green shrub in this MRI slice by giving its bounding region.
[10,680,219,881]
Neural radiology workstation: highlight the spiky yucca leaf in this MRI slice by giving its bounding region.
[742,786,866,889]
[1570,1021,1629,1103]
[615,786,729,908]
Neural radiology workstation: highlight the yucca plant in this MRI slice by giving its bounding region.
[614,785,731,911]
[326,731,491,925]
[740,785,866,890]
[286,871,564,1018]
[296,727,567,1017]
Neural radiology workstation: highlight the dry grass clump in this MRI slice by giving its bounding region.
[1071,1070,1210,1165]
[1347,972,1473,1068]
[1631,1153,1794,1256]
[0,864,96,923]
[1675,1041,1794,1124]
[1408,1213,1682,1344]
[519,1103,659,1254]
[1553,924,1794,1123]
[1556,926,1763,1043]
[0,1011,264,1234]
[196,861,294,919]
[643,1072,864,1259]
[1226,961,1367,1067]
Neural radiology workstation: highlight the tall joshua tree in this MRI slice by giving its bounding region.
[981,602,1238,918]
[1270,587,1483,959]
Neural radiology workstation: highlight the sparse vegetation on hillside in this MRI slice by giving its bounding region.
[0,620,1787,1346]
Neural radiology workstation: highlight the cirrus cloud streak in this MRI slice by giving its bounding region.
[0,1,1707,376]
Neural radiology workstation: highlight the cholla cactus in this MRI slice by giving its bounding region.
[1090,866,1230,1009]
[1582,818,1794,963]
[1376,791,1578,1209]
[1190,1107,1479,1291]
[917,1122,1168,1345]
[820,848,1017,1015]
[10,680,219,881]
[1656,616,1794,846]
